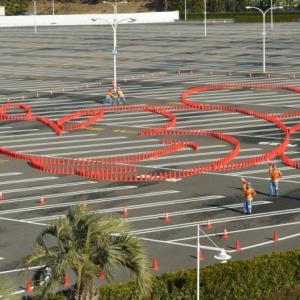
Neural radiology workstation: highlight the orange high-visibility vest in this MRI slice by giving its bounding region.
[269,168,281,181]
[107,90,113,97]
[244,187,255,200]
[117,89,124,97]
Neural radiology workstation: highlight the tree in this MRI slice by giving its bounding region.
[168,0,204,14]
[0,0,28,15]
[24,204,152,300]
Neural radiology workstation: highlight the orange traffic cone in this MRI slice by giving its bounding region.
[198,248,205,261]
[98,270,105,281]
[0,192,4,200]
[273,230,279,242]
[152,258,159,271]
[222,227,229,240]
[235,239,241,252]
[122,206,128,216]
[206,218,212,229]
[25,279,32,294]
[163,211,171,222]
[63,274,70,287]
[37,196,45,205]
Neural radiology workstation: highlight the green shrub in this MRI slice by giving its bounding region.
[24,248,300,299]
[98,248,300,300]
[179,12,300,22]
[234,14,300,22]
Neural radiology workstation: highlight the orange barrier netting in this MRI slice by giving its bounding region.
[0,83,299,181]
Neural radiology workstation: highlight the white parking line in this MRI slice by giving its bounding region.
[1,181,97,194]
[126,201,270,222]
[23,194,221,222]
[0,185,137,204]
[169,220,300,242]
[130,207,300,235]
[0,176,57,186]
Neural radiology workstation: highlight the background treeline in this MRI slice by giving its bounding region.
[0,0,300,15]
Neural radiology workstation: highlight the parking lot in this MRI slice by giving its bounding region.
[0,21,299,294]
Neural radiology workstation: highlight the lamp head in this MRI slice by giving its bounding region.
[245,6,251,9]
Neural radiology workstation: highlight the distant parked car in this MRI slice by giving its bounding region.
[19,12,33,16]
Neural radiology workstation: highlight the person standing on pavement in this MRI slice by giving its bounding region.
[104,88,113,105]
[116,86,126,105]
[241,178,256,215]
[268,163,282,197]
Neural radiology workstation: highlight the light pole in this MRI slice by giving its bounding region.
[92,1,135,93]
[203,0,207,37]
[197,224,200,300]
[246,5,283,73]
[270,0,273,28]
[184,0,187,21]
[52,0,55,15]
[32,0,37,34]
[196,224,231,300]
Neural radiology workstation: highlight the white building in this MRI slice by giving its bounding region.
[0,6,5,16]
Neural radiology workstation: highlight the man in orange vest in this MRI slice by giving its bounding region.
[104,88,113,105]
[242,180,256,215]
[116,87,126,105]
[269,164,282,196]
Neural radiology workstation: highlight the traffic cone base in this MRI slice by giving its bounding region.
[25,279,32,294]
[206,218,212,229]
[98,270,105,281]
[235,239,241,252]
[152,258,159,271]
[38,196,45,205]
[0,192,4,200]
[63,274,70,287]
[222,227,229,240]
[163,211,171,222]
[122,206,128,216]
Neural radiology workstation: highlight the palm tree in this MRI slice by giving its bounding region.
[24,204,152,300]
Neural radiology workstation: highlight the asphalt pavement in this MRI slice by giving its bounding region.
[0,21,299,295]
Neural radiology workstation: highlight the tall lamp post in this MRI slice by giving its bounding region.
[92,1,135,93]
[52,0,55,15]
[270,0,273,28]
[203,0,207,37]
[196,224,231,300]
[32,0,37,34]
[246,5,283,73]
[184,0,187,21]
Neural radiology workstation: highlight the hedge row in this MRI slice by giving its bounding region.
[234,14,300,22]
[24,248,300,300]
[180,13,300,22]
[99,248,300,300]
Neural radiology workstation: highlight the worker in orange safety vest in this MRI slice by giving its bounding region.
[241,178,256,215]
[116,87,126,105]
[104,88,113,105]
[268,163,282,197]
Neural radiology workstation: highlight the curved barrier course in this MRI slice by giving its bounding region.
[0,83,299,182]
